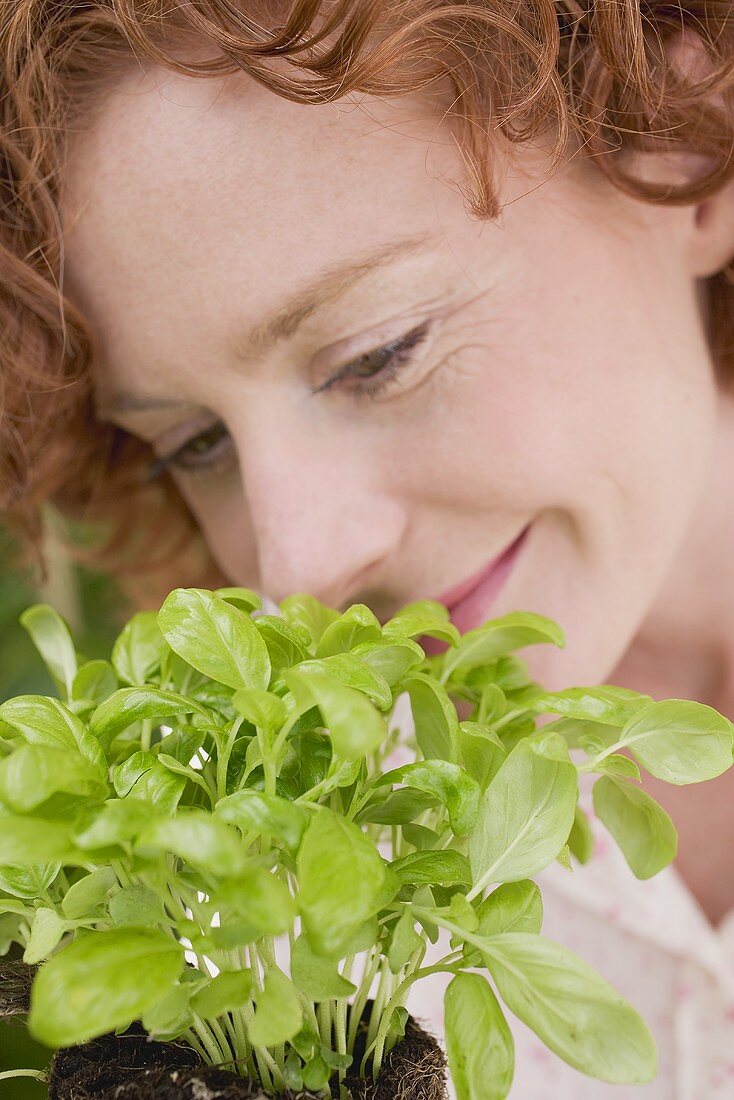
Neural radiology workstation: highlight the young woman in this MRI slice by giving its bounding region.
[2,1,734,1094]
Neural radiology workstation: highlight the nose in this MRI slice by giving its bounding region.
[232,411,407,610]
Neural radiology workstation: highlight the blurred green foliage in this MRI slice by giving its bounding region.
[0,522,128,1097]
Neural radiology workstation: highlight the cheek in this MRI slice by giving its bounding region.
[173,470,260,586]
[384,232,717,685]
[396,223,716,544]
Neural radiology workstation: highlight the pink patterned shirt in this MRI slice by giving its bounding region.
[409,773,734,1099]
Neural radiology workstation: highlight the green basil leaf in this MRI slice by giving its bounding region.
[209,869,296,945]
[592,775,678,879]
[136,813,248,878]
[477,880,543,937]
[616,699,734,784]
[284,669,387,761]
[253,616,309,677]
[381,600,460,646]
[567,805,594,865]
[537,718,619,751]
[293,654,392,711]
[109,884,166,927]
[142,984,193,1041]
[468,736,577,893]
[158,588,271,691]
[215,790,309,852]
[480,933,657,1084]
[302,1053,330,1091]
[190,969,253,1018]
[447,893,479,933]
[113,751,158,797]
[0,744,108,812]
[71,661,118,707]
[19,604,78,700]
[214,587,263,614]
[247,969,302,1048]
[458,722,507,792]
[0,815,74,865]
[357,787,440,825]
[390,849,472,887]
[297,809,387,957]
[113,752,186,814]
[0,914,23,959]
[23,907,67,965]
[592,753,642,781]
[527,685,653,726]
[442,611,564,682]
[376,760,480,836]
[231,689,286,732]
[475,685,508,724]
[387,909,423,974]
[445,972,514,1100]
[402,674,460,761]
[28,928,184,1048]
[291,934,356,1001]
[112,612,170,686]
[314,604,382,658]
[401,824,440,850]
[527,731,573,764]
[71,799,159,851]
[62,868,117,920]
[350,639,425,688]
[278,595,339,647]
[0,863,59,900]
[0,696,106,778]
[91,688,211,750]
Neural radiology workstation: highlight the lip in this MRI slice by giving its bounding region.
[425,523,532,647]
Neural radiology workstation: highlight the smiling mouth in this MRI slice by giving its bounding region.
[421,522,533,652]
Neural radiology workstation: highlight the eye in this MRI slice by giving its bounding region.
[144,319,433,481]
[310,320,431,403]
[144,421,234,482]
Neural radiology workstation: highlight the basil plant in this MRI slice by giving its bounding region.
[0,588,731,1098]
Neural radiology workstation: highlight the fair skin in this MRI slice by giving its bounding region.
[59,53,734,924]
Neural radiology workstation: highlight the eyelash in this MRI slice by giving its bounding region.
[144,321,432,481]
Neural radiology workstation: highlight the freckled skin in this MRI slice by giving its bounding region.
[59,58,731,709]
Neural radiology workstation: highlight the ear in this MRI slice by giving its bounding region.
[688,177,734,280]
[620,24,734,280]
[664,27,734,280]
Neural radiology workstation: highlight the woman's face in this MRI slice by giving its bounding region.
[60,61,720,691]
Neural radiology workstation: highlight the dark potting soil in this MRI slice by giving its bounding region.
[47,1015,447,1100]
[0,959,35,1018]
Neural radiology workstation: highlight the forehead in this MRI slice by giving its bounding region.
[59,64,465,349]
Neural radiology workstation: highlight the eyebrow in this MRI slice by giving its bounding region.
[100,231,438,417]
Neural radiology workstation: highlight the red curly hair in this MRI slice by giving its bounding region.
[1,0,733,612]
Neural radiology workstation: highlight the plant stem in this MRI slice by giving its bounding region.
[361,959,393,1073]
[317,1000,332,1046]
[577,736,630,772]
[0,1070,48,1082]
[217,716,244,800]
[270,711,302,761]
[208,1015,234,1065]
[335,954,354,1058]
[191,1017,228,1066]
[347,950,381,1054]
[370,952,463,1082]
[182,1027,210,1064]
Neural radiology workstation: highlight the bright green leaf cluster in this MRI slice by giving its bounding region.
[0,590,731,1098]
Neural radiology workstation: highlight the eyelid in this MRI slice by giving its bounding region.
[309,320,433,396]
[146,312,444,480]
[145,421,233,481]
